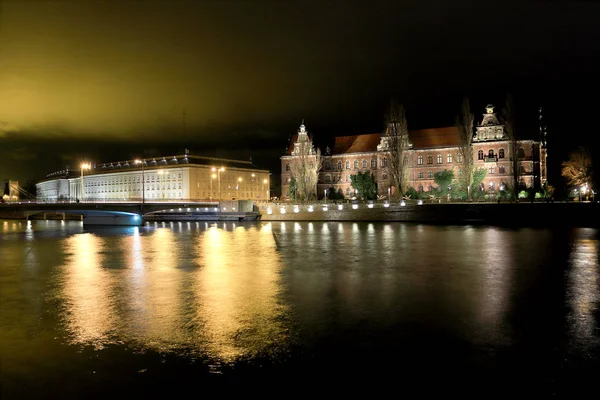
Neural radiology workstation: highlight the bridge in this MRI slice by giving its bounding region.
[0,201,251,226]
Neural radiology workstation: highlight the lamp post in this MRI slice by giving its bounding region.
[237,177,243,199]
[212,167,225,200]
[324,188,327,203]
[80,162,91,202]
[134,159,145,205]
[158,170,168,199]
[211,173,216,200]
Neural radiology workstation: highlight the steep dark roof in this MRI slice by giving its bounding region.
[331,133,382,154]
[408,127,461,149]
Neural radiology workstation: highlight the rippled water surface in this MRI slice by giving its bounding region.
[1,220,600,397]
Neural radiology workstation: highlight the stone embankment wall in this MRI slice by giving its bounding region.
[258,202,599,227]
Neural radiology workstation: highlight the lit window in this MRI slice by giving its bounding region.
[437,154,442,164]
[478,150,484,160]
[447,154,452,163]
[354,160,359,169]
[418,155,423,165]
[457,154,463,163]
[371,159,376,169]
[362,160,367,168]
[489,166,495,174]
[427,155,433,164]
[346,161,350,169]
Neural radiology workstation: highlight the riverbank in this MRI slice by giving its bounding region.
[258,202,600,227]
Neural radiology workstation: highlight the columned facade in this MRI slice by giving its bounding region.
[37,155,270,202]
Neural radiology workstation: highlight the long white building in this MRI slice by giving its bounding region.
[36,155,271,202]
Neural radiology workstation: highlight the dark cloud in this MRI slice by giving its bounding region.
[0,0,599,185]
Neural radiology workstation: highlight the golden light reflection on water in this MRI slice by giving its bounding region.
[193,223,287,361]
[61,233,116,349]
[568,234,599,340]
[56,223,288,361]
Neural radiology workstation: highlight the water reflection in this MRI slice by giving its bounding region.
[193,223,288,361]
[567,230,600,343]
[61,233,116,349]
[55,222,288,362]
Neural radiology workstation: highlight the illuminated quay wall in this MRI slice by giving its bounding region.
[36,155,270,202]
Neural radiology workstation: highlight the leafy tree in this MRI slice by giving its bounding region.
[471,168,487,199]
[326,186,344,200]
[561,147,593,189]
[404,187,418,199]
[287,176,297,201]
[434,169,454,193]
[502,93,521,200]
[288,124,322,201]
[456,97,475,200]
[350,171,377,200]
[382,101,411,196]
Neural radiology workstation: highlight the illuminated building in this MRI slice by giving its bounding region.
[281,105,547,199]
[36,154,270,202]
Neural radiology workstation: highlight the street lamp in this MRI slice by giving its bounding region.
[237,177,243,199]
[157,170,168,199]
[212,167,225,200]
[134,159,145,205]
[211,173,217,199]
[80,162,91,202]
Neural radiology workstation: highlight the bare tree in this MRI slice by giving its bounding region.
[562,147,593,189]
[502,93,520,200]
[455,97,474,200]
[289,125,323,201]
[383,101,411,197]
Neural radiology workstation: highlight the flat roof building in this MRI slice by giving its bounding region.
[37,154,270,202]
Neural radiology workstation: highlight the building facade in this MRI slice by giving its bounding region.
[281,105,547,200]
[37,155,270,202]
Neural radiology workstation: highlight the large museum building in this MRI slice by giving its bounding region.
[281,105,547,199]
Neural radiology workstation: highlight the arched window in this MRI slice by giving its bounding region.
[499,149,505,159]
[418,185,424,193]
[346,188,352,195]
[427,155,433,164]
[499,166,505,174]
[285,163,290,172]
[371,159,376,169]
[489,181,495,190]
[362,160,367,168]
[418,171,423,179]
[478,150,484,160]
[337,161,342,170]
[428,185,434,192]
[519,165,526,174]
[325,175,331,183]
[518,148,525,159]
[437,154,442,164]
[418,155,423,165]
[447,153,453,163]
[488,149,495,158]
[457,154,463,163]
[346,161,350,169]
[354,160,359,169]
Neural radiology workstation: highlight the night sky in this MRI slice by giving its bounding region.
[1,0,599,193]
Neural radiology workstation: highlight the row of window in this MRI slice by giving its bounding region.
[84,173,183,186]
[417,154,464,165]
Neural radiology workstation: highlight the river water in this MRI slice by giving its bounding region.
[1,219,599,397]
